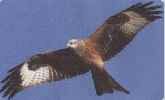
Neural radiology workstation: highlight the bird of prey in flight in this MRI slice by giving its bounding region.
[0,1,162,100]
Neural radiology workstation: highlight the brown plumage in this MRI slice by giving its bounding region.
[0,1,162,99]
[1,48,90,99]
[87,1,162,61]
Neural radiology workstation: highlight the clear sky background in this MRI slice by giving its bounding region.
[0,0,163,100]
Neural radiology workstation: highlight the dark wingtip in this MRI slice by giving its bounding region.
[1,75,10,83]
[0,64,23,99]
[123,89,130,94]
[147,5,162,10]
[127,1,163,21]
[140,1,154,7]
[7,89,19,100]
[8,63,23,73]
[115,85,130,95]
[0,81,22,99]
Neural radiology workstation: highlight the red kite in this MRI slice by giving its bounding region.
[0,1,162,99]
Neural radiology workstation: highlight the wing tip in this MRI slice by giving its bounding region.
[0,65,23,99]
[127,1,163,21]
[0,82,22,100]
[119,87,130,94]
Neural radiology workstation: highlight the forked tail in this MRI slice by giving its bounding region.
[91,68,129,95]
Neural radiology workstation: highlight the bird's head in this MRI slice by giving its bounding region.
[67,39,82,48]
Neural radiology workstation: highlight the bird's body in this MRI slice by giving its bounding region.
[0,1,162,99]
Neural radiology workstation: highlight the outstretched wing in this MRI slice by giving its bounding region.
[86,1,162,61]
[0,48,90,99]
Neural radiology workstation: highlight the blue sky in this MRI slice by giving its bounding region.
[0,0,163,100]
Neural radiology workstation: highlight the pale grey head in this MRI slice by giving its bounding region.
[67,39,84,48]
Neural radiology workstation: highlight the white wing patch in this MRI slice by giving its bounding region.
[20,63,53,87]
[121,11,149,36]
